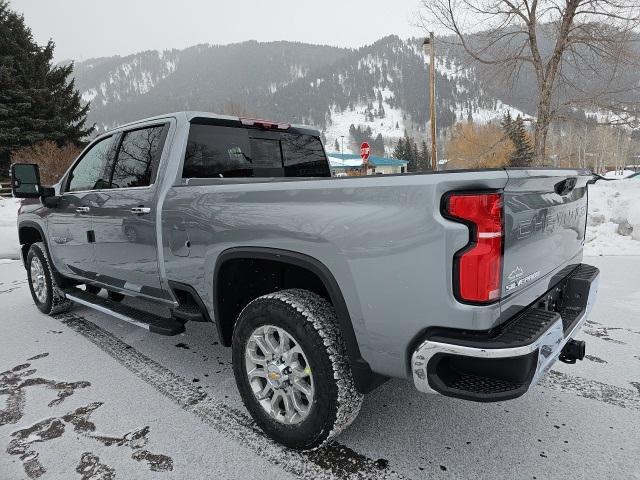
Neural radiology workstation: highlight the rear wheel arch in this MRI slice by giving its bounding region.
[213,247,385,393]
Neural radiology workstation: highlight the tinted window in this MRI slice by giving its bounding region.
[184,125,252,178]
[67,136,114,192]
[249,138,284,176]
[282,133,330,176]
[183,124,329,178]
[111,125,166,189]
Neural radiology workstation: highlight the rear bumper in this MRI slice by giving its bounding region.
[411,264,600,402]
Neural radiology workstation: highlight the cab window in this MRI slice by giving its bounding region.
[110,125,167,189]
[67,136,114,192]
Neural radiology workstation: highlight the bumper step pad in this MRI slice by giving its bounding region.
[429,308,560,349]
[64,288,186,336]
[449,373,524,395]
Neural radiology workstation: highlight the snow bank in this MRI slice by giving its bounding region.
[585,180,640,256]
[0,197,20,260]
[604,170,636,179]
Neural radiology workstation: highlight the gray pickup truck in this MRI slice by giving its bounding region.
[11,111,600,449]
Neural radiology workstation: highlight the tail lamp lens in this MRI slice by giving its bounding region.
[445,192,503,303]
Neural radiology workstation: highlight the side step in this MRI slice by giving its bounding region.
[64,288,186,336]
[172,304,205,322]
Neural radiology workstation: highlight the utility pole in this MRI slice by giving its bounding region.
[423,33,437,171]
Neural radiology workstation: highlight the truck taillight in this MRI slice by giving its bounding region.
[444,192,503,304]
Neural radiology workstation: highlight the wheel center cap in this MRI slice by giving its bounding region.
[266,363,287,388]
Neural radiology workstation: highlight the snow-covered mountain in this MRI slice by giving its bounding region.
[69,35,637,153]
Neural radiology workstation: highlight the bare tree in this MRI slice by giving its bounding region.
[419,0,640,163]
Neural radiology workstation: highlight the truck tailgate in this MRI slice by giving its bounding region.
[502,169,590,298]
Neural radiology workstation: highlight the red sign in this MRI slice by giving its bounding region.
[360,142,371,163]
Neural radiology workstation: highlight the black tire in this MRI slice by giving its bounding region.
[107,291,125,302]
[85,284,101,295]
[232,289,363,450]
[26,242,73,315]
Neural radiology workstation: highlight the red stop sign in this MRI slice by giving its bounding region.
[360,142,371,163]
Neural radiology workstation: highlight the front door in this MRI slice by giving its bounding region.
[47,135,115,278]
[91,123,169,299]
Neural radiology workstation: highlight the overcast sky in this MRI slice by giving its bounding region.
[11,0,425,62]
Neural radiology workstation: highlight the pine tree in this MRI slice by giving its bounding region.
[334,138,340,152]
[502,113,534,166]
[419,141,431,171]
[393,137,406,161]
[0,1,93,170]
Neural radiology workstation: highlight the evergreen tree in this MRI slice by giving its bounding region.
[398,130,417,172]
[334,138,340,152]
[393,137,406,161]
[0,1,93,169]
[419,141,431,171]
[502,113,534,166]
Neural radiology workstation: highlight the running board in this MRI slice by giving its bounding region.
[64,288,186,336]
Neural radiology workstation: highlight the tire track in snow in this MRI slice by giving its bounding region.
[541,370,640,411]
[56,313,406,480]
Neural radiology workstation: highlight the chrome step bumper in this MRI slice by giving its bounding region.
[411,264,600,401]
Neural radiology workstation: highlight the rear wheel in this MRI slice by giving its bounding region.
[26,242,72,315]
[232,289,363,450]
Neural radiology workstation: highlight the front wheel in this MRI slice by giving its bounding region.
[232,289,363,450]
[26,242,72,315]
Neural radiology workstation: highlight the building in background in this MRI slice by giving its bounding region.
[327,153,408,176]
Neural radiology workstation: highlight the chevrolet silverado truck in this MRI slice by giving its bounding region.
[11,111,600,449]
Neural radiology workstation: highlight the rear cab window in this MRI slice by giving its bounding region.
[182,120,330,179]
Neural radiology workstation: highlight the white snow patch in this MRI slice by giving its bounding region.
[585,180,640,256]
[604,169,636,179]
[323,88,405,154]
[81,88,97,103]
[0,197,20,259]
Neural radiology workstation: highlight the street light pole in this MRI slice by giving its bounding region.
[340,135,345,159]
[423,33,437,171]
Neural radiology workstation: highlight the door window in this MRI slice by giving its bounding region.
[111,125,167,189]
[67,136,114,192]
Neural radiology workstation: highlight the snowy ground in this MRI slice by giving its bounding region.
[585,180,640,256]
[1,256,638,479]
[0,197,20,260]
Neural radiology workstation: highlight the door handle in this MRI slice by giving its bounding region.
[130,207,151,214]
[75,207,90,213]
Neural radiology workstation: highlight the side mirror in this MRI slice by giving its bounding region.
[10,163,42,198]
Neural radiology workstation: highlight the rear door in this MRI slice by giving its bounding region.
[91,123,169,299]
[502,169,590,298]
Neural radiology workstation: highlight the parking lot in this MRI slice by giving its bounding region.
[1,255,639,480]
